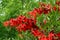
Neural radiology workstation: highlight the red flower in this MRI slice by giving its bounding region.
[38,32,55,40]
[39,2,46,8]
[43,9,49,14]
[45,4,52,10]
[43,20,47,24]
[25,24,32,30]
[56,1,60,6]
[38,34,48,40]
[48,32,55,40]
[3,21,9,27]
[37,8,43,14]
[43,4,52,14]
[31,29,41,37]
[53,6,57,11]
[58,6,60,11]
[17,15,26,24]
[9,18,18,27]
[27,18,36,26]
[16,24,27,32]
[28,9,37,19]
[56,32,60,39]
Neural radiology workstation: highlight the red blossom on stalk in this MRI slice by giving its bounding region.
[31,29,42,37]
[48,32,55,40]
[37,7,43,14]
[38,34,47,40]
[43,4,52,14]
[53,6,57,11]
[39,2,53,14]
[58,6,60,11]
[29,7,43,17]
[44,4,52,10]
[56,1,60,6]
[38,32,55,40]
[39,2,46,8]
[16,24,27,32]
[17,15,27,24]
[9,18,18,27]
[56,32,60,39]
[28,9,37,19]
[43,20,47,24]
[43,9,49,14]
[16,17,37,32]
[3,21,9,27]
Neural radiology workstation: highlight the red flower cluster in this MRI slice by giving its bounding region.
[58,6,60,11]
[28,1,60,19]
[32,29,60,40]
[3,15,38,32]
[38,32,54,40]
[56,1,60,12]
[53,6,57,11]
[28,4,51,18]
[9,18,18,27]
[29,2,52,16]
[56,1,60,6]
[3,1,60,40]
[31,29,41,37]
[56,32,60,39]
[3,21,9,27]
